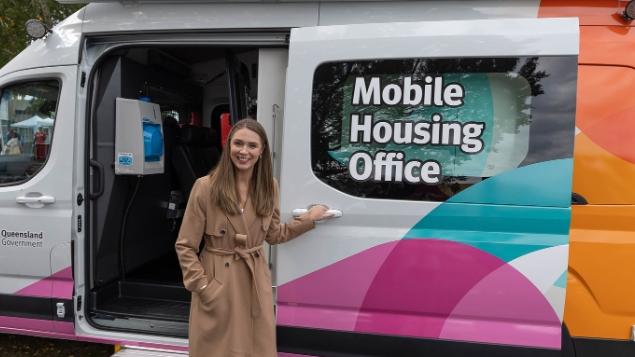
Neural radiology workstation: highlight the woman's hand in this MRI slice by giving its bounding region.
[307,204,333,221]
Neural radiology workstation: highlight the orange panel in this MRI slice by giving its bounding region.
[576,65,635,146]
[573,65,635,204]
[539,0,632,26]
[573,133,635,204]
[566,205,635,339]
[579,26,635,67]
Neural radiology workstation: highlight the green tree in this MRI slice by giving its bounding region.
[0,0,83,67]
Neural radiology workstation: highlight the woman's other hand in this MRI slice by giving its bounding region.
[307,204,332,221]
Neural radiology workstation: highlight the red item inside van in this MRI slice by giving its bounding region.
[220,113,232,148]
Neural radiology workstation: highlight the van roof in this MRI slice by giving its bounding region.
[2,1,542,78]
[55,0,415,3]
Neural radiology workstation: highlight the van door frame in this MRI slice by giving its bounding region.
[74,32,289,343]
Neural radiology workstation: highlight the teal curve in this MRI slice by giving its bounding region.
[405,159,573,262]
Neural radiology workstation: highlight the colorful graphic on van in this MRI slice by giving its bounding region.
[278,159,571,349]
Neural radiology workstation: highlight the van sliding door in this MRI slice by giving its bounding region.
[277,18,579,355]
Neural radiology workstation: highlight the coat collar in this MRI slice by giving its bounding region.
[225,211,247,235]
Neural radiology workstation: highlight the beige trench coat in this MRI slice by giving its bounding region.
[175,176,314,357]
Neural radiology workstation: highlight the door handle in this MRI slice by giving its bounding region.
[89,159,104,199]
[292,208,343,219]
[16,194,56,208]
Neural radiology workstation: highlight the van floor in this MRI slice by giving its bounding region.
[91,253,190,324]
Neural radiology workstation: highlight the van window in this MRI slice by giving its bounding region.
[0,80,59,185]
[311,57,576,201]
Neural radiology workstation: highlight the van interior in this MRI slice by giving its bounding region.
[88,45,259,337]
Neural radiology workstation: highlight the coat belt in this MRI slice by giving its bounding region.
[206,245,264,318]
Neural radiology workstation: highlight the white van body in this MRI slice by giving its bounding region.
[0,1,581,356]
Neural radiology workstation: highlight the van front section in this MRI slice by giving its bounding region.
[540,1,635,354]
[0,8,82,341]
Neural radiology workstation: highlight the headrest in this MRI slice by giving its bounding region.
[179,125,215,147]
[163,116,178,127]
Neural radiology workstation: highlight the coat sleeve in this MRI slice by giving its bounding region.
[175,178,209,292]
[265,180,315,245]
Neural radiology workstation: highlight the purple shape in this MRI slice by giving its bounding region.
[355,239,505,337]
[440,262,561,349]
[15,267,73,299]
[278,239,559,349]
[278,241,398,331]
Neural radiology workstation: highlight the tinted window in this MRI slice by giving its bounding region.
[311,57,577,201]
[0,81,59,185]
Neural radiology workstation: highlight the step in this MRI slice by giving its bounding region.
[112,346,188,357]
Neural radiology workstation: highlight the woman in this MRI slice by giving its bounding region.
[2,130,21,155]
[175,119,331,357]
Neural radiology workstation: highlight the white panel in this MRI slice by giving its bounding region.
[82,2,319,33]
[508,245,569,294]
[291,18,579,59]
[545,285,566,321]
[319,0,541,25]
[275,211,437,285]
[508,245,569,321]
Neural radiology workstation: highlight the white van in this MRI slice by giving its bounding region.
[2,1,620,356]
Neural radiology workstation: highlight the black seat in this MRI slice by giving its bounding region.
[173,125,220,199]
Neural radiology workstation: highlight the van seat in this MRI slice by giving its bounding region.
[173,125,220,199]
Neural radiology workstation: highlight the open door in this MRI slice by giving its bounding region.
[276,18,579,355]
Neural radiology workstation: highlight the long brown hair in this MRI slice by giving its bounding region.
[208,119,275,217]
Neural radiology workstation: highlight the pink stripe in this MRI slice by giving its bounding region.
[0,315,190,351]
[277,304,360,331]
[51,279,73,300]
[0,315,51,331]
[440,318,561,349]
[0,317,101,344]
[278,304,444,340]
[15,267,73,299]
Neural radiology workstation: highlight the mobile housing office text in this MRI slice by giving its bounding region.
[0,1,631,356]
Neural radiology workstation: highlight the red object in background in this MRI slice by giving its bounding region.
[34,130,48,161]
[35,144,49,161]
[188,112,201,126]
[220,113,232,148]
